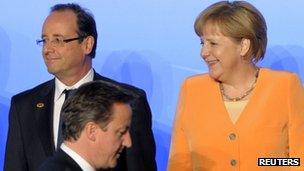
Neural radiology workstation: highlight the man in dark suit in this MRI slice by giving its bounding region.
[4,3,156,171]
[39,80,135,171]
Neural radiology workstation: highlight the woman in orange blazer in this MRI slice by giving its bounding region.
[168,1,304,171]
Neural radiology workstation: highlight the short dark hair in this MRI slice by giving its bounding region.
[51,3,98,58]
[61,80,135,141]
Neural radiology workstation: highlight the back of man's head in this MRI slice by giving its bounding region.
[61,80,135,141]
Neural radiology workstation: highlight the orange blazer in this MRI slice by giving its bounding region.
[168,68,304,171]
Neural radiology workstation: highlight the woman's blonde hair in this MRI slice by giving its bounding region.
[194,1,267,62]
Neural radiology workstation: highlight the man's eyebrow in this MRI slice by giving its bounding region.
[41,34,64,38]
[120,126,130,132]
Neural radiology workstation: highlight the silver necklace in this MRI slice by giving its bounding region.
[220,68,259,102]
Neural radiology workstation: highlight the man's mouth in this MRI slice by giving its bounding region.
[115,148,124,159]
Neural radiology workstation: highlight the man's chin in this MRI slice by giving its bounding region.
[46,67,57,75]
[98,161,117,170]
[46,68,63,77]
[108,158,118,168]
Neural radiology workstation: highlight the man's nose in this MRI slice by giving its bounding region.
[122,131,132,148]
[43,42,55,54]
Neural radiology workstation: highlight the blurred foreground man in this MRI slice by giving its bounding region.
[39,80,134,171]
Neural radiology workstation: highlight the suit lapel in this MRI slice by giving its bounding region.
[34,71,104,156]
[35,79,56,156]
[32,72,112,157]
[93,70,118,83]
[57,149,83,171]
[93,70,106,81]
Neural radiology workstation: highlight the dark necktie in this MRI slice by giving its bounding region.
[57,89,73,149]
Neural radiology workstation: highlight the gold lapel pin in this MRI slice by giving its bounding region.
[36,103,45,108]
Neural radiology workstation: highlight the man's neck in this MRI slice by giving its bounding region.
[62,142,95,171]
[56,57,92,86]
[57,67,92,86]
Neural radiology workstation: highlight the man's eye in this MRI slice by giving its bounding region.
[117,131,124,138]
[54,38,61,43]
[118,129,127,137]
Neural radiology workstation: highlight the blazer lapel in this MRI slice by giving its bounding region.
[93,71,102,80]
[35,79,56,156]
[58,149,83,171]
[93,70,117,83]
[33,72,113,157]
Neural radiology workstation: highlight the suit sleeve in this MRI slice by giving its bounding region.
[125,91,157,171]
[288,74,304,170]
[167,80,192,171]
[4,96,28,171]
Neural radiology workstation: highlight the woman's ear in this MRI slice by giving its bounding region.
[240,38,251,57]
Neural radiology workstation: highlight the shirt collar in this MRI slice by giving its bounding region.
[54,68,94,101]
[61,143,95,171]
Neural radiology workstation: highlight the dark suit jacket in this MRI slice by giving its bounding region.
[4,72,156,171]
[38,149,82,171]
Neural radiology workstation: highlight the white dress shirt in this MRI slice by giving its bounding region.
[61,143,95,171]
[53,68,94,148]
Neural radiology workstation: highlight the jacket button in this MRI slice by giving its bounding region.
[229,133,236,140]
[231,159,237,166]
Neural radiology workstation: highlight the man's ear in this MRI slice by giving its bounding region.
[82,36,94,56]
[84,122,98,142]
[240,38,251,57]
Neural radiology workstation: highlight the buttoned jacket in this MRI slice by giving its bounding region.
[168,68,304,171]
